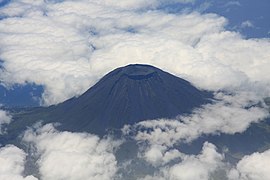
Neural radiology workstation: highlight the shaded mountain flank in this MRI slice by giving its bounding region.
[7,64,212,136]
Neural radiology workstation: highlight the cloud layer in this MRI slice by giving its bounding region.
[123,92,269,147]
[121,92,269,179]
[0,0,269,105]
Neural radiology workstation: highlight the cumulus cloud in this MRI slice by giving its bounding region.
[143,145,182,166]
[0,2,94,104]
[23,123,121,180]
[0,109,12,134]
[0,144,37,180]
[140,142,225,180]
[228,149,270,180]
[121,92,269,179]
[165,142,224,180]
[123,92,269,147]
[0,0,269,105]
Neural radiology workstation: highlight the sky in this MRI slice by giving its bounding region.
[0,0,270,180]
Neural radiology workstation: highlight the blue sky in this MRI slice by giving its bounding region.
[160,0,270,38]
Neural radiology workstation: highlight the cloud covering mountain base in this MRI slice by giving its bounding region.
[2,121,270,180]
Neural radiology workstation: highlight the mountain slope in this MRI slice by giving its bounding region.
[9,64,212,135]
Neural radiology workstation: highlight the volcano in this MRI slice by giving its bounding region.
[9,64,212,135]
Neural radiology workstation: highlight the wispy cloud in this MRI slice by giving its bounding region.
[240,20,254,28]
[0,109,12,134]
[224,1,241,7]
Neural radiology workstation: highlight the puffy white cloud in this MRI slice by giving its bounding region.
[23,123,121,180]
[228,149,270,180]
[0,0,269,105]
[0,144,37,180]
[165,142,224,180]
[124,92,269,147]
[142,144,182,166]
[0,7,94,104]
[0,109,12,134]
[121,92,269,179]
[140,142,225,180]
[122,92,268,179]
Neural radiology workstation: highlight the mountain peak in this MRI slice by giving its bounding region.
[106,64,159,81]
[12,64,212,135]
[120,64,157,78]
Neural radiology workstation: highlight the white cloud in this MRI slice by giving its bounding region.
[140,142,225,180]
[196,1,212,13]
[124,92,269,147]
[88,0,195,10]
[228,149,270,180]
[143,144,182,166]
[224,1,241,7]
[240,20,254,28]
[0,10,94,104]
[0,109,12,134]
[0,144,37,180]
[0,0,44,17]
[166,142,224,180]
[121,92,269,179]
[23,123,121,180]
[0,0,269,105]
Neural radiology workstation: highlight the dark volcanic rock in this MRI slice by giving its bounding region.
[9,64,212,135]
